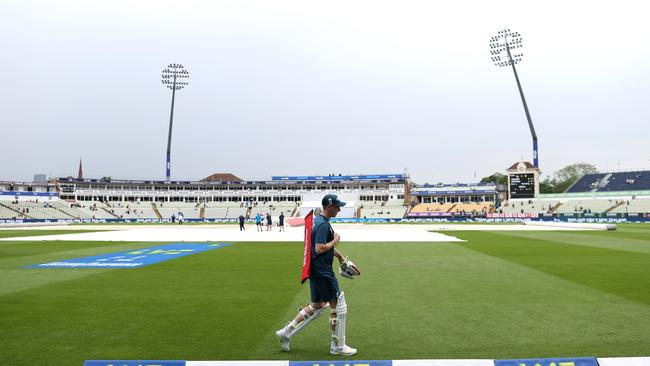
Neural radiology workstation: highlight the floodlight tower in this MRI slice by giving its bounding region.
[490,29,539,168]
[161,63,190,182]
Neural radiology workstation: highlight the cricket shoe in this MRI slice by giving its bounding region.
[330,344,357,356]
[275,328,291,352]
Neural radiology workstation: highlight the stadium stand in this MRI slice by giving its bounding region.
[107,208,155,219]
[248,202,298,218]
[224,207,248,218]
[498,197,650,215]
[449,202,493,214]
[74,201,119,219]
[0,203,28,219]
[52,201,92,219]
[52,174,408,220]
[410,203,455,213]
[358,200,407,219]
[607,198,650,214]
[410,202,493,213]
[202,207,230,219]
[566,173,608,193]
[3,171,650,221]
[1,200,74,219]
[555,199,619,214]
[409,182,500,217]
[498,200,561,215]
[602,171,650,191]
[567,171,650,193]
[155,202,201,219]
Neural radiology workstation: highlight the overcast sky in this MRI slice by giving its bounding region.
[2,0,649,184]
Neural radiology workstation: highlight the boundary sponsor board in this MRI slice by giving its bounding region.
[290,361,392,366]
[84,361,186,366]
[487,213,537,218]
[3,217,650,225]
[394,361,493,366]
[0,191,58,197]
[272,174,404,181]
[598,357,650,366]
[494,358,598,366]
[84,359,650,366]
[27,243,229,268]
[407,212,454,217]
[186,362,288,366]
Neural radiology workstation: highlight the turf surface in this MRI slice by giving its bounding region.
[0,229,107,239]
[0,224,649,365]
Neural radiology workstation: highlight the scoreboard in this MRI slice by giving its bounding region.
[509,173,536,199]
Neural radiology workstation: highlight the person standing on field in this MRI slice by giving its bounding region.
[238,214,245,231]
[275,194,357,356]
[255,213,262,231]
[278,212,285,232]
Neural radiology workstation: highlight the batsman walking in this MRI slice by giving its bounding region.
[275,194,359,356]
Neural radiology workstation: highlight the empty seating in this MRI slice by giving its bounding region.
[450,202,493,214]
[360,207,406,219]
[555,199,618,214]
[567,171,650,193]
[566,173,607,193]
[1,201,72,219]
[0,205,26,219]
[203,208,229,218]
[603,198,650,214]
[499,200,560,215]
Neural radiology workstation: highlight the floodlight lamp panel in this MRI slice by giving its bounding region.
[161,63,189,88]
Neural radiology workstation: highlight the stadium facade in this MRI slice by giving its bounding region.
[1,168,650,223]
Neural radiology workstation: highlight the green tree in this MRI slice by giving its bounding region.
[539,176,556,193]
[536,163,598,193]
[480,172,508,185]
[552,163,598,192]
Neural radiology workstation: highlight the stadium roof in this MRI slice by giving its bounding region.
[506,161,537,171]
[271,174,405,181]
[200,173,242,183]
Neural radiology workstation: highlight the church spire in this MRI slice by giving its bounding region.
[78,158,83,180]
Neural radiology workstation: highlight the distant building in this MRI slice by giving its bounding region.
[33,174,47,183]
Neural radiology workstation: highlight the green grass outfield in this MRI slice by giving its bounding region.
[0,229,108,239]
[1,224,649,365]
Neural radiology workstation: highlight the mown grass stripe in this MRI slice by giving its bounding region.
[483,231,650,255]
[0,229,109,241]
[453,231,650,306]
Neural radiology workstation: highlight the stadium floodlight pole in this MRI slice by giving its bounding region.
[490,29,539,168]
[161,63,190,182]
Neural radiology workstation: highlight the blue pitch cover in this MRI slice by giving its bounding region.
[27,243,229,268]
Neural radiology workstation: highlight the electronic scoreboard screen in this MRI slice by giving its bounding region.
[509,173,535,199]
